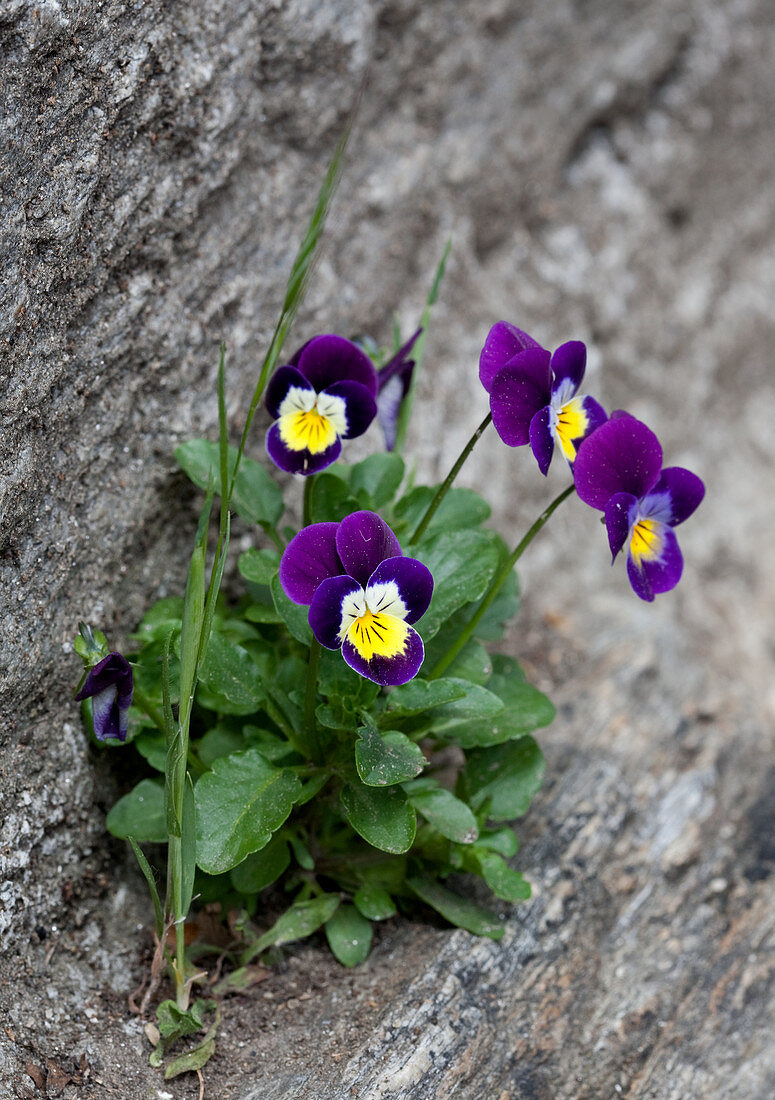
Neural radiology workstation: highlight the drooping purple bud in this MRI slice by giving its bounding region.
[376,329,422,451]
[75,652,134,742]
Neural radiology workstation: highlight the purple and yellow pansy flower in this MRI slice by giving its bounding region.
[479,321,607,474]
[573,411,705,602]
[266,335,378,475]
[280,510,433,686]
[75,652,134,742]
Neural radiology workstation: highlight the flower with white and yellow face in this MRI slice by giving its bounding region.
[279,511,433,686]
[480,322,607,475]
[266,335,378,475]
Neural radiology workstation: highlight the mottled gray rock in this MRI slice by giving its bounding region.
[1,0,774,1096]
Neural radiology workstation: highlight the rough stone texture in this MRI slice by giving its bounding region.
[2,0,774,1096]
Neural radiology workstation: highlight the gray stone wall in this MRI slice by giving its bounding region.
[1,0,774,1096]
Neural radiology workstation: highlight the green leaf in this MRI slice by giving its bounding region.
[309,472,359,523]
[127,838,164,938]
[165,1035,216,1080]
[395,487,491,542]
[349,453,405,508]
[414,530,499,639]
[470,850,531,902]
[198,632,265,715]
[270,574,312,645]
[430,679,504,724]
[325,904,373,967]
[442,660,554,746]
[355,719,426,787]
[131,598,184,642]
[318,648,380,706]
[238,548,281,586]
[353,884,396,921]
[157,998,210,1042]
[135,731,167,772]
[178,542,206,734]
[195,749,302,874]
[175,440,283,528]
[180,775,197,918]
[340,782,417,854]
[106,779,166,843]
[406,876,504,939]
[295,770,332,806]
[246,894,341,959]
[230,834,290,894]
[476,826,519,858]
[425,638,492,686]
[464,737,545,820]
[406,785,478,844]
[381,677,467,719]
[197,726,246,767]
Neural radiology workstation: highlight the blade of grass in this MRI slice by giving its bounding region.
[128,837,164,939]
[393,238,451,454]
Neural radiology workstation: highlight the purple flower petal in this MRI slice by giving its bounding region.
[376,329,421,451]
[342,624,425,686]
[550,341,587,396]
[479,321,542,394]
[323,380,377,440]
[626,524,683,602]
[489,348,553,446]
[528,406,554,476]
[266,422,342,475]
[648,466,705,526]
[297,335,378,397]
[367,556,433,624]
[573,412,662,511]
[279,522,343,605]
[308,575,362,649]
[336,511,402,588]
[266,365,314,419]
[604,492,638,561]
[76,653,133,742]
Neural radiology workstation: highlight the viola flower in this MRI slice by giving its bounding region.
[266,335,378,475]
[479,321,607,475]
[75,652,134,742]
[573,411,705,602]
[375,328,422,451]
[280,510,433,686]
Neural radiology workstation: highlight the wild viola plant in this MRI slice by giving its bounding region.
[74,153,703,1078]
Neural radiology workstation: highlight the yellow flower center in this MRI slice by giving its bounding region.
[629,518,662,565]
[277,387,348,454]
[553,396,589,462]
[346,608,410,661]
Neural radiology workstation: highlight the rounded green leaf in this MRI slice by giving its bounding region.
[325,904,373,967]
[355,723,426,787]
[198,632,265,715]
[340,782,416,854]
[106,779,166,843]
[249,894,341,955]
[231,834,290,894]
[270,574,313,645]
[349,453,405,508]
[415,530,499,639]
[464,736,546,820]
[175,440,283,527]
[195,749,302,874]
[238,548,281,586]
[353,885,397,921]
[407,876,504,939]
[408,786,478,844]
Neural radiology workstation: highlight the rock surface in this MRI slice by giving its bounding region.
[1,0,774,1096]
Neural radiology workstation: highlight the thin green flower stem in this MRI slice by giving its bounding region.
[409,412,492,545]
[429,483,576,679]
[303,638,322,763]
[302,474,315,528]
[131,684,205,776]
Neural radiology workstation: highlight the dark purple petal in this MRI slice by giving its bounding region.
[604,492,638,561]
[489,348,553,446]
[367,556,433,624]
[626,525,683,602]
[479,321,542,394]
[279,522,343,605]
[376,329,421,451]
[265,365,314,418]
[648,466,705,527]
[297,335,378,396]
[528,406,554,476]
[76,653,133,742]
[550,341,587,395]
[322,380,377,440]
[377,328,421,393]
[266,422,341,476]
[573,412,662,511]
[336,511,402,588]
[308,575,362,649]
[576,396,608,445]
[342,624,425,686]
